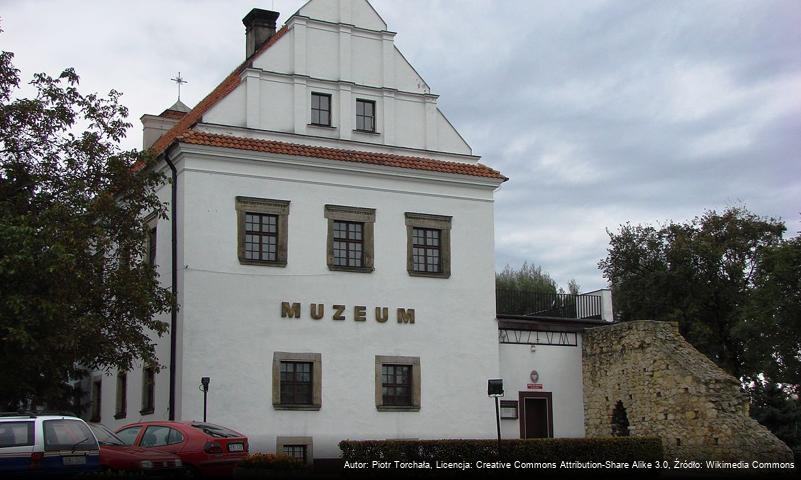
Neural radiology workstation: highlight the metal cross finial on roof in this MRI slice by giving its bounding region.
[170,72,188,101]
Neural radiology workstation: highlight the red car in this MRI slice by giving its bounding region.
[89,423,184,474]
[116,421,248,477]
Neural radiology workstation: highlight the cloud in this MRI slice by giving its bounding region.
[2,0,799,291]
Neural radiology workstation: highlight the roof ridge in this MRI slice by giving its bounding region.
[148,25,290,156]
[177,130,507,181]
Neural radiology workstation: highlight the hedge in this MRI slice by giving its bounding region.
[339,437,664,464]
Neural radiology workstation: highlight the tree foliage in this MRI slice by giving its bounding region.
[496,261,558,296]
[0,47,172,410]
[599,207,788,380]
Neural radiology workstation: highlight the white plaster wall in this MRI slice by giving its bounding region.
[203,83,246,128]
[174,150,500,458]
[498,339,586,439]
[243,5,470,155]
[298,0,387,32]
[91,165,183,429]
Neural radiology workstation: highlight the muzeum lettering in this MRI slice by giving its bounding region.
[281,302,415,324]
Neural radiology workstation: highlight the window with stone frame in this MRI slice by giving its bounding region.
[405,213,451,278]
[279,361,313,405]
[355,99,376,132]
[283,444,307,463]
[90,379,101,422]
[140,367,155,415]
[272,352,321,411]
[311,92,332,126]
[381,364,412,406]
[276,436,313,466]
[325,205,375,273]
[114,372,127,419]
[374,355,421,412]
[236,197,289,267]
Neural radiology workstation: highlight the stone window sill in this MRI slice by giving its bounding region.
[408,270,450,279]
[308,123,336,130]
[139,408,154,416]
[328,265,374,274]
[113,412,127,420]
[273,404,321,411]
[377,405,420,412]
[239,258,287,268]
[353,129,380,135]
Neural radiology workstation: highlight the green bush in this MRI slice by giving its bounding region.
[339,437,664,464]
[236,453,305,470]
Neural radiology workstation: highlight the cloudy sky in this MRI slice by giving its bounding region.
[3,0,799,291]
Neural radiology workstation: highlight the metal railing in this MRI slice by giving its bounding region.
[496,288,603,319]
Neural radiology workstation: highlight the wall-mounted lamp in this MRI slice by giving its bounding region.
[487,379,504,454]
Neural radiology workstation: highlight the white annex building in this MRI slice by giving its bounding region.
[86,0,613,464]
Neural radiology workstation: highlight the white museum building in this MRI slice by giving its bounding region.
[85,0,613,464]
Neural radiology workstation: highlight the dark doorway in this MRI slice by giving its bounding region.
[519,391,553,438]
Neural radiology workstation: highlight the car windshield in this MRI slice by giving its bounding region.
[88,423,125,446]
[190,422,240,438]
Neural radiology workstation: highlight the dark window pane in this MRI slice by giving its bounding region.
[412,227,441,273]
[332,221,363,267]
[280,361,313,405]
[381,364,412,406]
[243,212,278,262]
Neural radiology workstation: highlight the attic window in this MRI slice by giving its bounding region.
[356,99,376,132]
[311,92,331,126]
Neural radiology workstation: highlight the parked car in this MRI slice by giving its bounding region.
[89,423,184,474]
[0,413,101,476]
[116,421,248,476]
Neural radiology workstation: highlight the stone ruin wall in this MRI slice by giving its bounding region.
[582,320,792,462]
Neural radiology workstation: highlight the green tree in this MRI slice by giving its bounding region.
[496,262,558,315]
[0,47,172,410]
[598,207,786,379]
[750,382,801,457]
[742,236,801,391]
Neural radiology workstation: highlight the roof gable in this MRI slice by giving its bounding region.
[297,0,387,31]
[148,26,290,156]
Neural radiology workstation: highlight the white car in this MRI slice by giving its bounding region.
[0,413,101,476]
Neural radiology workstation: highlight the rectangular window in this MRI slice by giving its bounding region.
[325,205,375,273]
[141,367,155,415]
[272,352,322,411]
[244,213,278,262]
[381,364,412,407]
[283,445,307,463]
[279,361,313,405]
[0,422,34,447]
[276,436,313,465]
[311,92,331,126]
[90,379,101,422]
[374,355,421,412]
[333,221,363,268]
[147,226,157,266]
[412,227,441,273]
[115,372,127,419]
[405,213,452,279]
[355,99,375,132]
[236,197,290,267]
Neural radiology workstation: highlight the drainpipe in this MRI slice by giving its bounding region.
[164,151,178,421]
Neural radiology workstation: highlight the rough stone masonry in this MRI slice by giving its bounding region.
[582,320,792,462]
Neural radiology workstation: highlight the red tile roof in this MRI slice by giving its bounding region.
[148,26,289,156]
[178,131,507,180]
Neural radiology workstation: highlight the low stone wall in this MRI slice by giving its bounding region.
[582,320,792,462]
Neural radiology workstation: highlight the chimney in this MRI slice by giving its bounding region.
[243,8,280,58]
